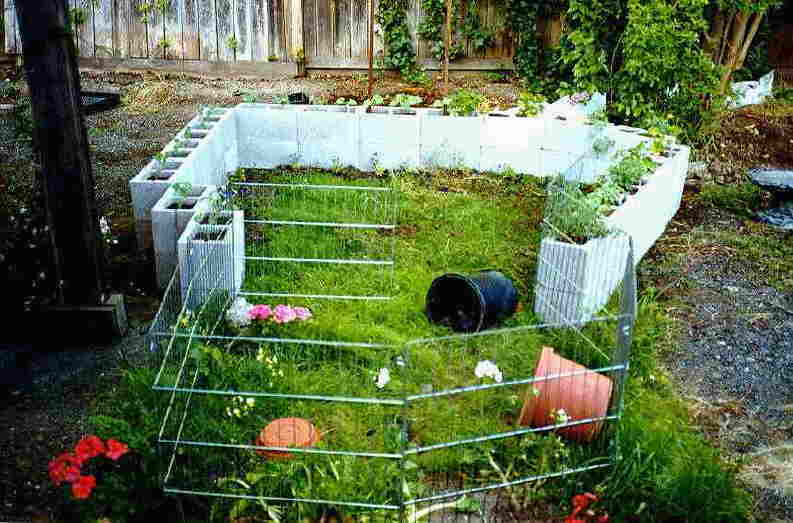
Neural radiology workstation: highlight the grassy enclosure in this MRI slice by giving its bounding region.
[152,166,627,520]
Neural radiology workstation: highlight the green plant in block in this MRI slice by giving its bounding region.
[442,89,488,116]
[389,93,422,109]
[517,91,546,117]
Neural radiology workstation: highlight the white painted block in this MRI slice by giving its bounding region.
[152,185,213,289]
[535,145,690,323]
[235,104,300,168]
[359,109,420,170]
[298,108,358,168]
[178,210,245,310]
[420,114,482,169]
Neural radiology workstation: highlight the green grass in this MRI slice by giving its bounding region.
[83,167,754,522]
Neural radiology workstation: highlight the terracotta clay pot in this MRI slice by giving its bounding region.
[518,346,613,443]
[255,418,320,460]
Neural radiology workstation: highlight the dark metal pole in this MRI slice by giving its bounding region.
[16,0,105,306]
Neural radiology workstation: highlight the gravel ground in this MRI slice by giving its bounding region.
[643,192,793,522]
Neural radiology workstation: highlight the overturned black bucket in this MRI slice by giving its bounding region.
[426,271,518,332]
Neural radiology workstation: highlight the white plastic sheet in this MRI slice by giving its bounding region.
[729,70,775,109]
[545,92,607,122]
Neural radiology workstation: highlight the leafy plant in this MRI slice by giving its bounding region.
[591,135,615,157]
[442,89,488,116]
[389,93,422,109]
[156,37,173,51]
[272,94,289,105]
[363,94,386,108]
[226,34,239,51]
[68,7,88,28]
[544,177,612,243]
[517,91,546,117]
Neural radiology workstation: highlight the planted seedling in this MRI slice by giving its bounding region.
[591,135,615,158]
[170,181,196,210]
[389,93,422,109]
[517,91,546,117]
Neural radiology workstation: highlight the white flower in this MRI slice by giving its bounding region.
[375,367,391,389]
[233,408,242,418]
[395,356,406,367]
[99,216,111,236]
[246,398,255,407]
[226,297,253,327]
[553,408,569,425]
[475,360,503,383]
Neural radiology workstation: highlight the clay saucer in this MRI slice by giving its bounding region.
[255,418,320,460]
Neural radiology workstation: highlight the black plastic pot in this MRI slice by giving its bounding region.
[425,271,518,332]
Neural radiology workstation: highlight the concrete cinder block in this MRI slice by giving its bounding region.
[420,114,483,170]
[236,104,300,168]
[359,109,420,170]
[152,185,213,289]
[298,108,358,168]
[177,210,245,310]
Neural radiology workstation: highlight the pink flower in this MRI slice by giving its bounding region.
[272,305,297,324]
[248,304,273,321]
[293,307,312,321]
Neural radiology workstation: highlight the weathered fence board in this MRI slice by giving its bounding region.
[95,0,115,57]
[183,0,200,59]
[5,0,20,54]
[197,0,216,60]
[268,0,283,60]
[215,0,234,60]
[4,0,511,70]
[166,0,183,59]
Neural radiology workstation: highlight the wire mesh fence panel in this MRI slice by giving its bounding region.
[146,161,638,521]
[228,172,399,302]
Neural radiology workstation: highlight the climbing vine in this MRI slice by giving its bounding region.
[376,0,420,75]
[418,0,495,61]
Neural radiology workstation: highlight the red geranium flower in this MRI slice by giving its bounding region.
[48,453,81,486]
[71,474,96,499]
[74,435,105,464]
[104,439,130,461]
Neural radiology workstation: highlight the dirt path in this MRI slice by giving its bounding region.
[643,188,793,521]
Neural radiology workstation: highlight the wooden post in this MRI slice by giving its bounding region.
[367,0,374,98]
[443,0,451,89]
[15,0,105,306]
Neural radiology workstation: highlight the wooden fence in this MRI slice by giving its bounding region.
[3,0,513,71]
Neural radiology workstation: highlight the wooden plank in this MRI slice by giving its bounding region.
[79,55,299,75]
[146,1,164,58]
[313,0,330,59]
[268,0,284,60]
[349,0,366,61]
[77,0,95,57]
[94,0,115,57]
[234,0,251,60]
[333,0,350,58]
[300,0,315,61]
[197,0,216,60]
[249,0,264,60]
[5,0,18,54]
[183,0,200,59]
[113,0,125,57]
[215,0,235,60]
[165,0,182,59]
[128,0,149,57]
